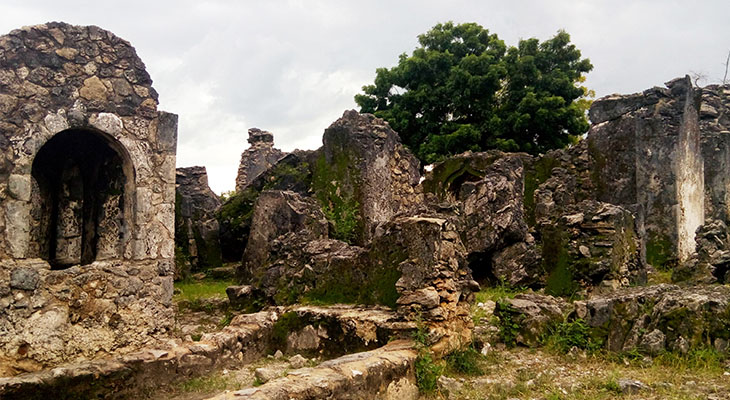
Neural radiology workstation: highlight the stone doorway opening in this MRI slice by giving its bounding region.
[29,128,135,269]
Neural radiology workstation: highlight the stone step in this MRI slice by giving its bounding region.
[203,340,418,400]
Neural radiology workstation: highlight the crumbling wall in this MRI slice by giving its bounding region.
[315,110,422,245]
[175,166,222,278]
[0,22,176,374]
[235,128,285,193]
[235,111,473,356]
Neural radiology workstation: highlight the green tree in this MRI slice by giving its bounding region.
[355,22,593,163]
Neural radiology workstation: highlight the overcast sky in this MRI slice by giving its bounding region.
[2,1,729,194]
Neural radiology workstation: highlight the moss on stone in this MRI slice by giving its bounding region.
[262,160,312,191]
[302,259,401,309]
[587,137,607,199]
[216,187,260,262]
[524,155,559,226]
[646,232,675,271]
[271,311,309,351]
[312,151,362,244]
[542,226,580,297]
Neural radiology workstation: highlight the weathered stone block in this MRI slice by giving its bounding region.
[7,174,30,201]
[9,267,39,290]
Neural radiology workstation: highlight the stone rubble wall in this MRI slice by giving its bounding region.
[0,259,173,376]
[497,284,730,355]
[0,22,176,372]
[236,111,474,356]
[175,166,222,278]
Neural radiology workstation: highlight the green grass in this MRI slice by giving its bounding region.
[445,346,485,376]
[542,319,603,354]
[177,374,237,393]
[174,279,234,302]
[474,283,526,303]
[412,316,445,394]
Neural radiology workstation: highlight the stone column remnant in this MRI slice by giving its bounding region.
[235,128,286,192]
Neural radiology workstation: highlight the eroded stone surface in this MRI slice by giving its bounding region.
[204,340,417,400]
[235,128,286,193]
[175,166,222,278]
[0,22,177,372]
[317,110,422,245]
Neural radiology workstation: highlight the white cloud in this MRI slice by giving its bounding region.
[1,0,729,193]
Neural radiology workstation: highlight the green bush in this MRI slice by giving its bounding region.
[495,300,521,347]
[445,346,484,376]
[412,317,445,394]
[542,318,602,354]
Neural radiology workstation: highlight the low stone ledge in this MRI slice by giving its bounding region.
[273,304,416,357]
[0,311,278,399]
[205,340,418,400]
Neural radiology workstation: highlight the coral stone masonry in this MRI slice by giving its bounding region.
[0,22,177,375]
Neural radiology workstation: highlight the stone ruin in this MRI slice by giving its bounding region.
[225,76,730,361]
[0,22,177,375]
[175,166,222,278]
[232,110,474,355]
[235,128,285,192]
[2,20,730,400]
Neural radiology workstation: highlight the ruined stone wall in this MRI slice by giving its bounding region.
[316,110,422,245]
[175,166,222,278]
[700,85,730,224]
[586,76,704,267]
[235,128,285,192]
[0,22,177,374]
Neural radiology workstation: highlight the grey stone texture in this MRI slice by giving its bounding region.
[573,284,730,354]
[529,76,730,282]
[175,166,222,278]
[235,128,286,193]
[0,22,176,373]
[318,110,422,245]
[241,190,329,284]
[586,76,704,268]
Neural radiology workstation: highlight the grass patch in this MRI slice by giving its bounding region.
[218,311,234,328]
[178,374,235,393]
[174,279,234,303]
[445,346,485,376]
[474,283,526,304]
[654,347,727,373]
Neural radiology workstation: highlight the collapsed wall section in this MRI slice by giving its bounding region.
[587,76,704,268]
[0,22,177,374]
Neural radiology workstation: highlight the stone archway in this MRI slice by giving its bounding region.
[29,128,135,269]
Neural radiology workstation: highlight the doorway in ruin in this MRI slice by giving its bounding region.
[29,128,134,269]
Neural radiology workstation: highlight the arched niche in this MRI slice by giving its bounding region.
[28,128,136,269]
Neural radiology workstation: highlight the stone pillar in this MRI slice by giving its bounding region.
[235,128,285,192]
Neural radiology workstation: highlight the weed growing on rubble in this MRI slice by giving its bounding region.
[412,317,445,394]
[445,346,484,376]
[542,318,602,354]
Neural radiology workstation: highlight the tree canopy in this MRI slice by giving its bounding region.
[355,22,594,163]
